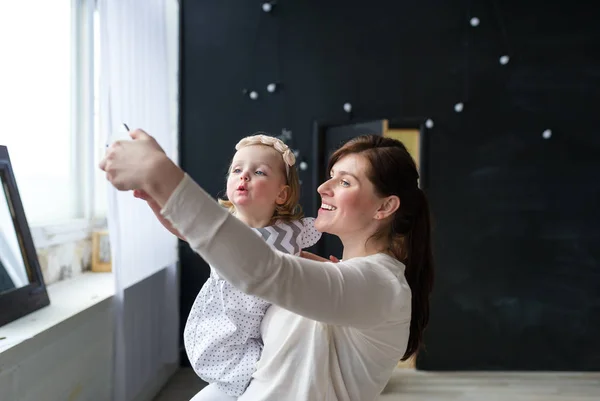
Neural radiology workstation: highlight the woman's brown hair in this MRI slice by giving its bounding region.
[328,135,434,361]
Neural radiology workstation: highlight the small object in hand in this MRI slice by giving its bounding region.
[106,123,131,147]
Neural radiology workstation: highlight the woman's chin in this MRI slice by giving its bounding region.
[314,217,330,233]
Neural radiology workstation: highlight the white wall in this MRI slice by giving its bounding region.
[0,269,178,401]
[119,268,180,401]
[0,298,114,401]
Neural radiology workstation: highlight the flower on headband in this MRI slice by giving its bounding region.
[236,134,296,167]
[282,149,296,167]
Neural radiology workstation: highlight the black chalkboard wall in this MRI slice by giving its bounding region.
[178,0,600,370]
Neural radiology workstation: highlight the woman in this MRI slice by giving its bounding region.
[100,130,434,401]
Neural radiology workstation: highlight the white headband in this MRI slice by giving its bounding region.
[235,134,296,177]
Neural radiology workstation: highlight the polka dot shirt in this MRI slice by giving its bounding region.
[183,218,321,396]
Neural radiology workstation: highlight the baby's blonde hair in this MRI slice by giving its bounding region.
[218,133,303,224]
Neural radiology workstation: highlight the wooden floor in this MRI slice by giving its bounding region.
[380,370,600,401]
[154,368,600,401]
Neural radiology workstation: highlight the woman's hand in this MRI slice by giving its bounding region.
[133,189,186,241]
[100,129,165,191]
[100,129,184,206]
[300,251,340,263]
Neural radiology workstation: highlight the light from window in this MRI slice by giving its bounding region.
[93,9,107,219]
[0,1,76,224]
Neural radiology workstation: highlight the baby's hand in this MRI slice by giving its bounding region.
[300,251,339,263]
[133,189,186,241]
[133,189,152,202]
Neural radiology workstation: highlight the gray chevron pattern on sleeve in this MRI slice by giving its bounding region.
[253,218,322,256]
[254,220,302,254]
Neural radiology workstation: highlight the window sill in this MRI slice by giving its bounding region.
[30,217,107,249]
[0,272,114,360]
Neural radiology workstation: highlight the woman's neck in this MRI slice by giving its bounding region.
[340,234,390,260]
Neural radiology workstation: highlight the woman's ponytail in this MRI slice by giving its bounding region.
[391,189,434,361]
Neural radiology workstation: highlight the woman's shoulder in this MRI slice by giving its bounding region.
[336,254,411,339]
[345,253,406,278]
[343,253,411,307]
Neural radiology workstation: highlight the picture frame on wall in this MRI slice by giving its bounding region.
[91,231,112,273]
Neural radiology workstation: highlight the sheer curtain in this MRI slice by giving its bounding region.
[97,0,179,400]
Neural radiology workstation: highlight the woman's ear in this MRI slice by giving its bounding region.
[374,195,400,219]
[276,185,290,205]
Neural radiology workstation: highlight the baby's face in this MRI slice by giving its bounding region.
[226,145,288,219]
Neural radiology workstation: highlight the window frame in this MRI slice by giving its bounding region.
[29,0,102,249]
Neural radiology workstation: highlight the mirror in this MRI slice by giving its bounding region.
[0,145,49,327]
[0,183,30,293]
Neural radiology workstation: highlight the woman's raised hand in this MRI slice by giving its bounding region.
[99,129,165,191]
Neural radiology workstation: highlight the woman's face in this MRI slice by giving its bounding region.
[315,153,384,238]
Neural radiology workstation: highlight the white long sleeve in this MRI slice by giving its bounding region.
[183,218,321,396]
[162,174,408,328]
[164,174,413,401]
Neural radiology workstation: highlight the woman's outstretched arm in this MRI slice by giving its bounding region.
[100,133,408,328]
[160,174,410,328]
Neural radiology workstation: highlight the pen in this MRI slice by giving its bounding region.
[106,123,131,147]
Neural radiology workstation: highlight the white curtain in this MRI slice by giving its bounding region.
[98,0,179,400]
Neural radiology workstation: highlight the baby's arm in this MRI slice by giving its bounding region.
[134,189,186,241]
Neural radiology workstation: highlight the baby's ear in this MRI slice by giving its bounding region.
[276,185,290,205]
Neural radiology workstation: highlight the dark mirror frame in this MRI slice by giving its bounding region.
[0,145,50,327]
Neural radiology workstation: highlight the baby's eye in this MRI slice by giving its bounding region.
[340,180,350,187]
[232,168,242,174]
[255,170,266,176]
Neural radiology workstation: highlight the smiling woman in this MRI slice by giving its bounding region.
[315,153,394,261]
[100,128,434,400]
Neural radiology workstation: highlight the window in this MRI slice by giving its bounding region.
[0,1,101,231]
[93,8,107,219]
[0,1,75,224]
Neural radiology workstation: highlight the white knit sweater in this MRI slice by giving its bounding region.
[162,174,412,401]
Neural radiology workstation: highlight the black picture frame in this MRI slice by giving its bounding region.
[311,117,429,256]
[0,145,50,327]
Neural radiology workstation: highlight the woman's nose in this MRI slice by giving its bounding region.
[317,180,332,196]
